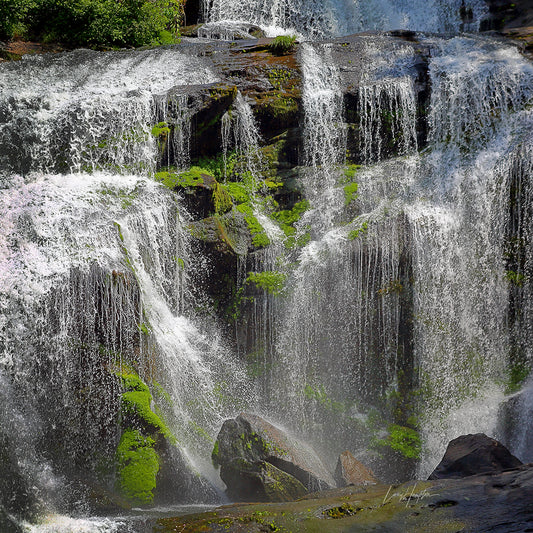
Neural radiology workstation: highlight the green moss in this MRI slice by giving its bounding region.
[225,182,251,204]
[120,372,176,444]
[236,203,271,248]
[212,440,220,467]
[155,166,210,190]
[115,429,159,504]
[323,503,360,519]
[505,362,530,394]
[348,221,368,241]
[343,164,361,181]
[304,383,346,413]
[268,36,297,56]
[247,271,287,296]
[138,322,151,335]
[505,270,526,286]
[151,121,170,138]
[212,181,233,214]
[375,424,421,459]
[343,182,359,205]
[197,151,238,181]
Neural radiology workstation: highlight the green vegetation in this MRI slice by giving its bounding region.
[344,182,359,205]
[504,362,530,394]
[505,269,526,287]
[247,271,287,296]
[374,424,422,459]
[323,503,360,519]
[120,372,175,443]
[115,429,159,504]
[155,166,207,189]
[348,220,369,241]
[303,383,346,413]
[268,35,297,56]
[236,203,271,248]
[1,0,182,47]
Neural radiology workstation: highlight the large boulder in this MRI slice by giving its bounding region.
[428,433,522,480]
[334,450,377,487]
[213,413,335,499]
[221,459,307,502]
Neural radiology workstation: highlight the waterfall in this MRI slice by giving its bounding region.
[203,0,488,38]
[3,0,533,528]
[406,37,533,474]
[299,42,346,233]
[0,47,252,528]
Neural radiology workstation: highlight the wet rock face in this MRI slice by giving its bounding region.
[213,413,335,500]
[428,433,522,480]
[156,463,533,533]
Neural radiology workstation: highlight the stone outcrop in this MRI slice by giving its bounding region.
[220,459,308,502]
[156,462,533,532]
[213,413,335,500]
[334,450,378,487]
[428,433,522,480]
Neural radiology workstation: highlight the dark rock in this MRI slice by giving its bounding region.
[220,458,308,502]
[183,0,202,26]
[334,450,377,487]
[0,506,23,533]
[428,433,522,480]
[0,433,40,522]
[213,413,335,494]
[198,22,266,40]
[157,82,238,162]
[166,171,232,220]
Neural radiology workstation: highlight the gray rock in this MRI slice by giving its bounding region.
[220,459,308,502]
[213,413,335,494]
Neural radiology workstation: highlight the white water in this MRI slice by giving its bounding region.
[299,42,346,233]
[258,32,533,479]
[203,0,488,38]
[0,47,250,531]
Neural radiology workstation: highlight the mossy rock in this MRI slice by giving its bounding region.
[213,413,335,493]
[156,167,233,219]
[221,459,308,502]
[115,429,160,504]
[254,93,300,137]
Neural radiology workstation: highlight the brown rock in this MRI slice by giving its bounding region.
[334,451,377,487]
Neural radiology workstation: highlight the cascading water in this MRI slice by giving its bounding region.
[3,0,533,530]
[203,0,488,37]
[0,47,252,531]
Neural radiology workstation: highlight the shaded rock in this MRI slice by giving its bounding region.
[0,506,23,533]
[188,210,252,256]
[157,82,237,162]
[334,450,377,487]
[221,458,307,502]
[428,433,522,480]
[213,413,335,493]
[159,169,232,220]
[198,22,265,40]
[182,0,201,26]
